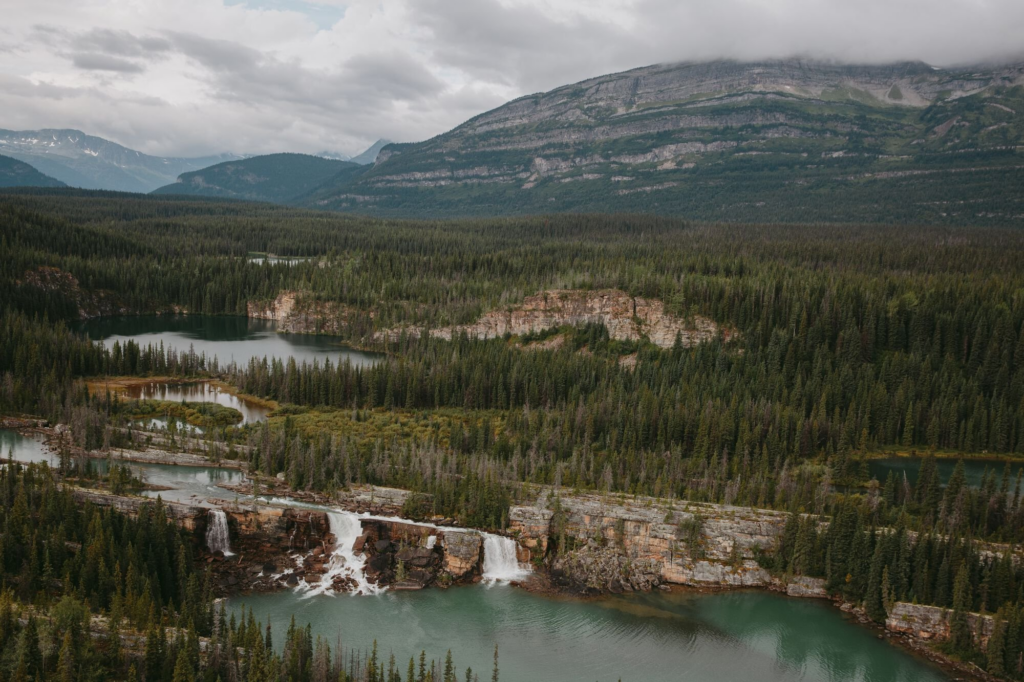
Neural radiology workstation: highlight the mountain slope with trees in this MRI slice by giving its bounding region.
[0,154,66,188]
[153,153,365,204]
[301,59,1024,224]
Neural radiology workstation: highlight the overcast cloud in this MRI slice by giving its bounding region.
[1,0,1022,158]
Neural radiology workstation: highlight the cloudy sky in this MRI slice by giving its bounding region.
[2,0,1023,158]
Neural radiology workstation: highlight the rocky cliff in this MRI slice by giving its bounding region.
[886,602,996,650]
[247,290,355,335]
[300,59,1024,225]
[377,289,728,349]
[511,491,786,589]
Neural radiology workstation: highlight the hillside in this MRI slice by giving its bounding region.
[0,154,66,188]
[152,153,364,203]
[301,59,1024,224]
[0,128,237,192]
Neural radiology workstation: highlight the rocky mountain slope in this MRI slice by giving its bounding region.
[0,128,238,192]
[0,154,66,188]
[152,153,363,203]
[302,59,1024,225]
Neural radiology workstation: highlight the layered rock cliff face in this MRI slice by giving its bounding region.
[247,290,354,335]
[886,602,996,650]
[511,492,786,589]
[378,289,728,350]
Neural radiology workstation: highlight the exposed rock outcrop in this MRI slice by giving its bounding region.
[886,602,996,650]
[511,491,785,589]
[71,488,204,531]
[247,290,355,335]
[552,543,662,594]
[378,289,731,350]
[441,531,485,580]
[785,575,828,598]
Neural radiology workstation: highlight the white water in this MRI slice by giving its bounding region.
[301,511,385,597]
[206,510,234,556]
[482,534,531,583]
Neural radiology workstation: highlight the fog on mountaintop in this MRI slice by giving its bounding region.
[1,0,1023,157]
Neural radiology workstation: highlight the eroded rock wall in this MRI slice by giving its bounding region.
[511,492,786,588]
[378,289,729,349]
[886,602,996,650]
[247,290,354,335]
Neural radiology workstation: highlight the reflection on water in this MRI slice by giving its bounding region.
[1,429,245,506]
[133,462,247,506]
[228,587,948,682]
[869,457,1024,487]
[81,315,381,369]
[0,429,56,465]
[116,381,270,424]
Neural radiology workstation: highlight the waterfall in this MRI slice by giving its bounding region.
[482,534,530,583]
[301,511,384,597]
[206,510,234,556]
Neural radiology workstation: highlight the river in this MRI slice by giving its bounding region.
[80,314,381,369]
[0,428,951,681]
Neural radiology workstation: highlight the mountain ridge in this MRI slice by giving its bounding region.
[301,58,1024,224]
[0,154,66,188]
[151,153,364,203]
[0,128,239,193]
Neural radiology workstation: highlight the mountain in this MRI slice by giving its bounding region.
[151,153,364,203]
[299,59,1024,224]
[0,129,238,193]
[0,154,66,188]
[349,139,393,165]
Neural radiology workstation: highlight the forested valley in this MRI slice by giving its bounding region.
[4,189,1024,678]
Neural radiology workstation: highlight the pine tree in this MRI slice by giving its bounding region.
[950,563,974,654]
[58,630,75,682]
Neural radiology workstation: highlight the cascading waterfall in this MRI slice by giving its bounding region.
[482,534,531,583]
[301,511,384,597]
[206,509,234,556]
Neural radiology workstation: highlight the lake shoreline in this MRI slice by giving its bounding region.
[0,421,992,681]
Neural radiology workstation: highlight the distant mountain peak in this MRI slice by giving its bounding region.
[350,139,393,165]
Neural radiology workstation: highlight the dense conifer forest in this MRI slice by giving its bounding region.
[4,189,1024,677]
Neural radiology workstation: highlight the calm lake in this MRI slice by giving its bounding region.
[113,381,271,424]
[869,456,1024,487]
[81,315,381,369]
[229,586,948,682]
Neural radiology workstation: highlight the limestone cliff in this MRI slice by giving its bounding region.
[247,290,355,335]
[511,491,784,588]
[378,289,729,350]
[886,602,996,650]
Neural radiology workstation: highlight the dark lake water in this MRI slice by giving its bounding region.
[869,456,1024,487]
[81,315,381,369]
